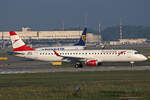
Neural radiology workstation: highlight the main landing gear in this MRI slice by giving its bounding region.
[74,62,83,68]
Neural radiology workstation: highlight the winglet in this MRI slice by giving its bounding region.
[53,50,61,56]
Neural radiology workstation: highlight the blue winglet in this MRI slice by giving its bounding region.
[74,28,87,46]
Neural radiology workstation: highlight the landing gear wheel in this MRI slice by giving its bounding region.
[74,62,83,68]
[130,61,134,70]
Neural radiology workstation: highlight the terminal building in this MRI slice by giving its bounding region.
[0,27,82,40]
[0,27,99,46]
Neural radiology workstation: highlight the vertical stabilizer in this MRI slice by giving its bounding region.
[9,31,35,52]
[74,28,87,46]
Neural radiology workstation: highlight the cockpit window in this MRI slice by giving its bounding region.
[135,52,140,54]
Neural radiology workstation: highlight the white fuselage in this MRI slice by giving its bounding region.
[16,50,147,63]
[35,46,85,51]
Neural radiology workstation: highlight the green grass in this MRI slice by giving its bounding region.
[0,71,150,100]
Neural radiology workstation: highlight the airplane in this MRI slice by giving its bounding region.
[35,28,87,51]
[9,31,147,68]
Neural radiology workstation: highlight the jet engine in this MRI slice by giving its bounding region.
[86,60,102,66]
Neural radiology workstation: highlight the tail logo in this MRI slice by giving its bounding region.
[118,51,126,56]
[81,35,86,42]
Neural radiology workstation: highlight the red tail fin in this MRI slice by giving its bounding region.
[9,31,35,52]
[13,45,35,51]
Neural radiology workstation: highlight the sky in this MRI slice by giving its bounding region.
[1,0,150,30]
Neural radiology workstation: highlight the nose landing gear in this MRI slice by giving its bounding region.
[130,61,134,70]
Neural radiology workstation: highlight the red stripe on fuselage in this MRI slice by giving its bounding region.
[53,50,61,56]
[14,45,35,51]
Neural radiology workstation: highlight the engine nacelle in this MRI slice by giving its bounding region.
[86,60,101,66]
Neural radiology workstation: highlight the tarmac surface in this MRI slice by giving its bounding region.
[0,55,150,74]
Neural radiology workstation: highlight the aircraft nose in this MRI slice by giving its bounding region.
[138,55,147,61]
[145,56,148,60]
[142,56,147,61]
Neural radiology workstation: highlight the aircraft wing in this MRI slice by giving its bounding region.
[7,51,25,55]
[53,50,86,62]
